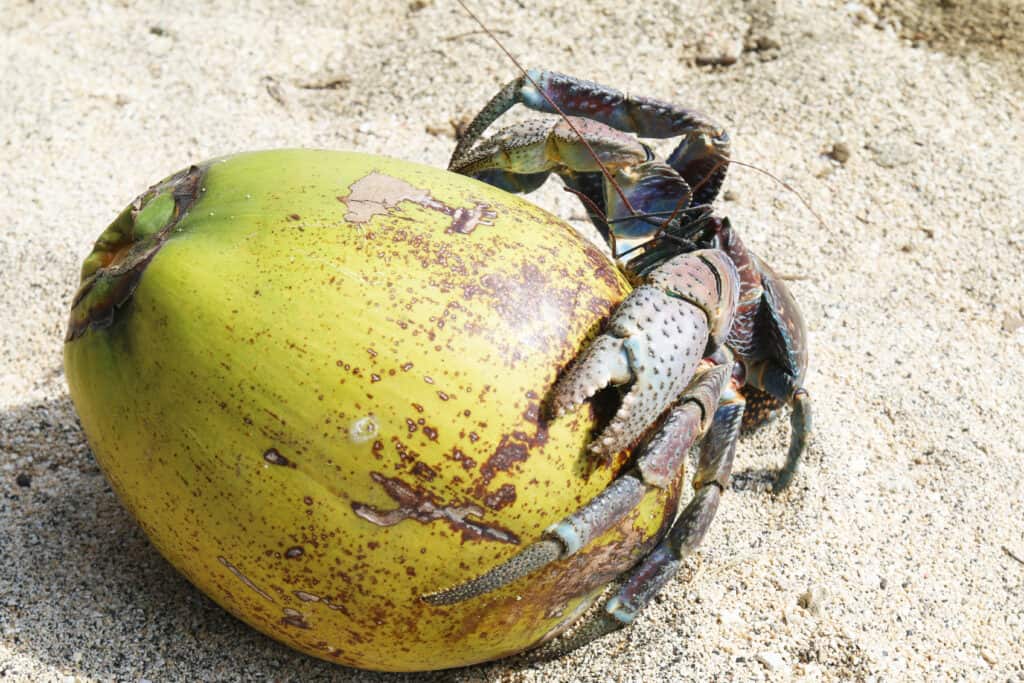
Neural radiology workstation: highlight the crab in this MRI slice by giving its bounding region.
[423,70,812,648]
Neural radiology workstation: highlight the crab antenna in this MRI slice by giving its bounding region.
[561,186,611,231]
[454,0,639,219]
[660,153,828,233]
[725,158,829,230]
[661,157,723,229]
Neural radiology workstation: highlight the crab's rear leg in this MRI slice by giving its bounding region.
[710,220,812,493]
[450,69,731,206]
[541,390,746,653]
[743,254,812,493]
[746,364,812,493]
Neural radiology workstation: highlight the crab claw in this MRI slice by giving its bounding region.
[553,250,738,460]
[421,252,738,609]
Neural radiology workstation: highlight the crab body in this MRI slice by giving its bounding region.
[431,70,812,649]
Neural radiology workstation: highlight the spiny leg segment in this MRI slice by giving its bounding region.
[546,392,746,654]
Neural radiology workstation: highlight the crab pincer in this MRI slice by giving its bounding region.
[551,250,739,459]
[423,250,741,614]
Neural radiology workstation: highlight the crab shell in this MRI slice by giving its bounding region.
[63,150,680,671]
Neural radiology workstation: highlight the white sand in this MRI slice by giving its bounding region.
[2,0,1022,680]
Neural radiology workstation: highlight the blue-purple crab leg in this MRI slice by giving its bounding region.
[449,69,731,205]
[747,364,812,493]
[422,362,732,607]
[540,392,746,654]
[422,249,740,606]
[753,262,812,492]
[605,394,744,623]
[742,252,812,493]
[712,221,812,493]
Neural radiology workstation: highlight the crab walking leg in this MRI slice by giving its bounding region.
[421,474,645,605]
[777,388,811,491]
[422,364,732,607]
[606,396,743,625]
[746,361,813,493]
[745,254,811,493]
[539,394,746,655]
[712,219,812,492]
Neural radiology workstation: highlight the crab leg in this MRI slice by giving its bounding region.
[453,117,698,254]
[423,363,731,607]
[450,69,731,205]
[422,250,739,605]
[778,388,811,491]
[710,219,812,493]
[537,393,746,655]
[606,396,744,625]
[421,473,645,605]
[746,364,813,493]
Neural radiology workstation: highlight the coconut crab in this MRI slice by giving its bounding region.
[424,70,811,647]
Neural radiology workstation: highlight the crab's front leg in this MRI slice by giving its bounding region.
[451,69,731,206]
[423,249,739,608]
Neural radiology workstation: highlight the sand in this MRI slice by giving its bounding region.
[2,0,1022,680]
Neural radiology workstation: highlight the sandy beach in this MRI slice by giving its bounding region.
[2,0,1022,680]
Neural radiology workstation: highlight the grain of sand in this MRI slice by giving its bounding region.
[2,1,1022,681]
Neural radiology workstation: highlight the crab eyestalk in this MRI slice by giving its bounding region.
[67,165,205,341]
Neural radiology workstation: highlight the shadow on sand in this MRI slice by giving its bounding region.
[0,395,514,682]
